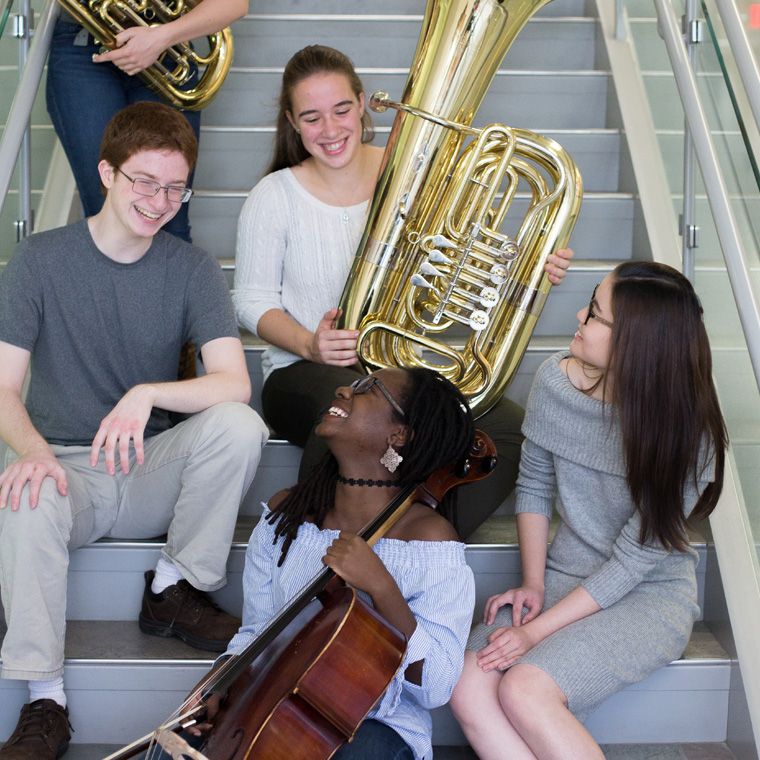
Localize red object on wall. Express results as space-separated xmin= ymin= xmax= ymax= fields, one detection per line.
xmin=750 ymin=3 xmax=760 ymax=29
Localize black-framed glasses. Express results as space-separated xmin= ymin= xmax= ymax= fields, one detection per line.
xmin=350 ymin=376 xmax=406 ymax=419
xmin=117 ymin=168 xmax=193 ymax=204
xmin=583 ymin=284 xmax=613 ymax=328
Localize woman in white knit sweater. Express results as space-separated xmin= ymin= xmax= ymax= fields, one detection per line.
xmin=233 ymin=44 xmax=572 ymax=538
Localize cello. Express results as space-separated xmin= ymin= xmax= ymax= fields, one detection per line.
xmin=106 ymin=430 xmax=496 ymax=760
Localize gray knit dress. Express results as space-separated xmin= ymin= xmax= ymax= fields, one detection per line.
xmin=467 ymin=352 xmax=715 ymax=717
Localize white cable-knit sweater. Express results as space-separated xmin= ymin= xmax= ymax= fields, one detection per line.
xmin=232 ymin=168 xmax=369 ymax=380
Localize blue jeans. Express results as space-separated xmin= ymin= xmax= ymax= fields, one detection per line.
xmin=45 ymin=19 xmax=201 ymax=242
xmin=333 ymin=720 xmax=414 ymax=759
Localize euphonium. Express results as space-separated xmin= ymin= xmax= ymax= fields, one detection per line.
xmin=336 ymin=0 xmax=583 ymax=418
xmin=55 ymin=0 xmax=233 ymax=110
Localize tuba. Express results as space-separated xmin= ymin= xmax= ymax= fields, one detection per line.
xmin=55 ymin=0 xmax=232 ymax=110
xmin=336 ymin=0 xmax=583 ymax=418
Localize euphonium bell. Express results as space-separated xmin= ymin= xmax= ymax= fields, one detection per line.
xmin=55 ymin=0 xmax=233 ymax=110
xmin=336 ymin=0 xmax=583 ymax=418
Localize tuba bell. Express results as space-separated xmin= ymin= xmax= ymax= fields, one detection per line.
xmin=55 ymin=0 xmax=233 ymax=110
xmin=336 ymin=0 xmax=583 ymax=418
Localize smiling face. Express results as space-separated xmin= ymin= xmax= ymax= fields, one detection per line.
xmin=316 ymin=369 xmax=410 ymax=462
xmin=569 ymin=273 xmax=615 ymax=371
xmin=98 ymin=149 xmax=190 ymax=241
xmin=286 ymin=71 xmax=365 ymax=171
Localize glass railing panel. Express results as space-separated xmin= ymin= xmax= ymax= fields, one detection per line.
xmin=695 ymin=260 xmax=760 ymax=546
xmin=0 ymin=0 xmax=55 ymax=262
xmin=700 ymin=0 xmax=760 ymax=262
xmin=622 ymin=0 xmax=760 ymax=559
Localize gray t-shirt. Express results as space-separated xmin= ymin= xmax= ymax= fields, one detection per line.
xmin=0 ymin=220 xmax=239 ymax=445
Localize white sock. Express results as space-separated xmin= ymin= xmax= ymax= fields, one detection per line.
xmin=151 ymin=557 xmax=183 ymax=594
xmin=29 ymin=677 xmax=66 ymax=708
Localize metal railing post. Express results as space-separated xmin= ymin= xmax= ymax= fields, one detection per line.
xmin=0 ymin=0 xmax=58 ymax=225
xmin=680 ymin=0 xmax=702 ymax=282
xmin=12 ymin=0 xmax=34 ymax=240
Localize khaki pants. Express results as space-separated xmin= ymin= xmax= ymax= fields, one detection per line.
xmin=0 ymin=402 xmax=268 ymax=680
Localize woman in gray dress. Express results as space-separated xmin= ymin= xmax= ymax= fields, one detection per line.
xmin=450 ymin=261 xmax=727 ymax=759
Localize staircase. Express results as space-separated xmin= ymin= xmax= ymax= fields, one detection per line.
xmin=0 ymin=0 xmax=745 ymax=757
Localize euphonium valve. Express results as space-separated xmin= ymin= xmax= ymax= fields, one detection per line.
xmin=336 ymin=0 xmax=583 ymax=418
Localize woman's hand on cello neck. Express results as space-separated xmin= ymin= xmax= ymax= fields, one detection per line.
xmin=322 ymin=531 xmax=392 ymax=598
xmin=323 ymin=531 xmax=418 ymax=639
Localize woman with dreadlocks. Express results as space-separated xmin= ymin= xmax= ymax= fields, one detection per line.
xmin=218 ymin=366 xmax=477 ymax=759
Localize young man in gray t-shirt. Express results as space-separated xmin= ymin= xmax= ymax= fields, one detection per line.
xmin=0 ymin=102 xmax=268 ymax=760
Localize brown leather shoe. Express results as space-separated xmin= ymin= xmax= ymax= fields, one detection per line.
xmin=0 ymin=699 xmax=71 ymax=759
xmin=138 ymin=570 xmax=240 ymax=652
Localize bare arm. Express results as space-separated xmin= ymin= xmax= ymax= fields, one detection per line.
xmin=481 ymin=512 xmax=549 ymax=630
xmin=257 ymin=307 xmax=359 ymax=367
xmin=0 ymin=341 xmax=67 ymax=509
xmin=92 ymin=0 xmax=247 ymax=75
xmin=90 ymin=336 xmax=251 ymax=475
xmin=323 ymin=532 xmax=417 ymax=639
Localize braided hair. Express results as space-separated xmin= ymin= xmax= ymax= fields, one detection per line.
xmin=268 ymin=368 xmax=475 ymax=564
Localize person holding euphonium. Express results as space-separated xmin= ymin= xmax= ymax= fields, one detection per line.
xmin=46 ymin=0 xmax=247 ymax=242
xmin=233 ymin=44 xmax=573 ymax=539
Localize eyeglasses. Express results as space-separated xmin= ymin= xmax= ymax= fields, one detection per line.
xmin=350 ymin=376 xmax=406 ymax=419
xmin=583 ymin=284 xmax=613 ymax=328
xmin=117 ymin=168 xmax=193 ymax=204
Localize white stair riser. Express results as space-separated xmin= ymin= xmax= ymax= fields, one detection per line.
xmin=0 ymin=657 xmax=730 ymax=745
xmin=63 ymin=544 xmax=708 ymax=623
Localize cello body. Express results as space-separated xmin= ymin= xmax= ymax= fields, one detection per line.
xmin=200 ymin=582 xmax=406 ymax=759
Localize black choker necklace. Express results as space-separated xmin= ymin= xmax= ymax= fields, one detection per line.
xmin=337 ymin=474 xmax=398 ymax=488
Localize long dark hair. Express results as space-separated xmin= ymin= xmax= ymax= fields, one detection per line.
xmin=269 ymin=368 xmax=475 ymax=564
xmin=607 ymin=261 xmax=727 ymax=551
xmin=266 ymin=45 xmax=374 ymax=175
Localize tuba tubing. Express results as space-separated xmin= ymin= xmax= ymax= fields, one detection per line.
xmin=55 ymin=0 xmax=233 ymax=110
xmin=336 ymin=0 xmax=583 ymax=418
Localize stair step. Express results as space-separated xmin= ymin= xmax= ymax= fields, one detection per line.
xmin=60 ymin=513 xmax=708 ymax=623
xmin=239 ymin=334 xmax=577 ymax=419
xmin=232 ymin=16 xmax=600 ymax=71
xmin=195 ymin=193 xmax=635 ymax=276
xmin=0 ymin=623 xmax=729 ymax=746
xmin=245 ymin=0 xmax=597 ymax=18
xmin=195 ymin=128 xmax=623 ymax=194
xmin=36 ymin=743 xmax=741 ymax=759
xmin=437 ymin=744 xmax=739 ymax=759
xmin=203 ymin=70 xmax=612 ymax=130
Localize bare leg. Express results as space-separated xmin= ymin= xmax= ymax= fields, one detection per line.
xmin=499 ymin=664 xmax=604 ymax=760
xmin=450 ymin=652 xmax=537 ymax=760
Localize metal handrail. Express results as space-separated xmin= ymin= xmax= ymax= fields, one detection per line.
xmin=0 ymin=0 xmax=59 ymax=211
xmin=654 ymin=0 xmax=760 ymax=388
xmin=713 ymin=0 xmax=760 ymax=132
